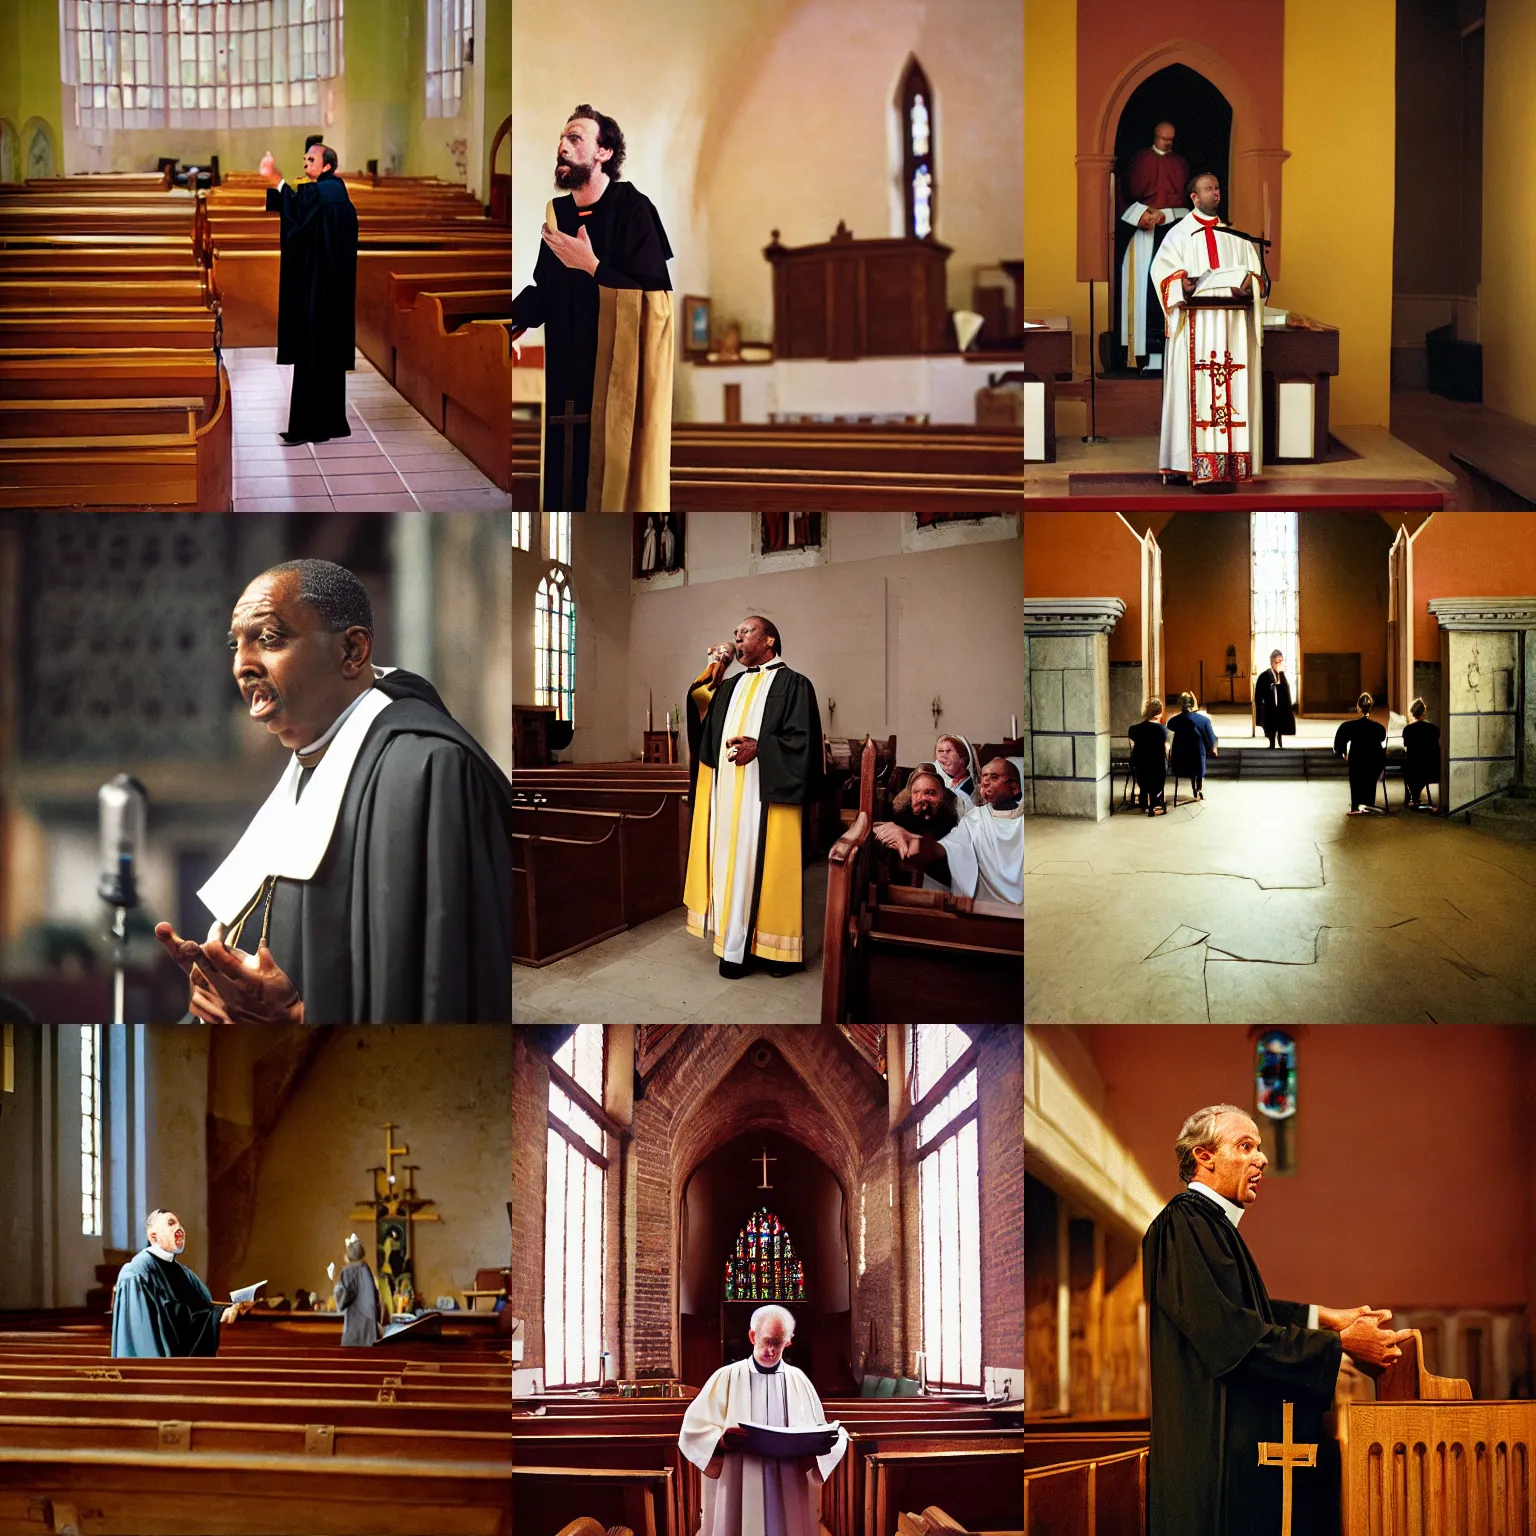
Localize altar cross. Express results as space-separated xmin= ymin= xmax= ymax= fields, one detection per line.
xmin=1256 ymin=1400 xmax=1317 ymax=1536
xmin=753 ymin=1146 xmax=776 ymax=1190
xmin=549 ymin=398 xmax=590 ymax=508
xmin=383 ymin=1122 xmax=408 ymax=1188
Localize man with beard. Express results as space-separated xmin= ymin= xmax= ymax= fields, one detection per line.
xmin=511 ymin=104 xmax=674 ymax=511
xmin=872 ymin=767 xmax=962 ymax=890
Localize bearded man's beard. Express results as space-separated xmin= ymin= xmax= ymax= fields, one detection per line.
xmin=555 ymin=158 xmax=592 ymax=190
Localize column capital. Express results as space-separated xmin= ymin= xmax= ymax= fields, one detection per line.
xmin=1025 ymin=597 xmax=1127 ymax=634
xmin=1428 ymin=597 xmax=1536 ymax=630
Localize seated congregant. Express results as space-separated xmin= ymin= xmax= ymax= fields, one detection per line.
xmin=1401 ymin=697 xmax=1440 ymax=811
xmin=1333 ymin=692 xmax=1388 ymax=815
xmin=1128 ymin=698 xmax=1170 ymax=816
xmin=873 ymin=765 xmax=964 ymax=890
xmin=933 ymin=734 xmax=980 ymax=808
xmin=1166 ymin=691 xmax=1218 ymax=801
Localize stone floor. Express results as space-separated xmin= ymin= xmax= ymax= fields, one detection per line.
xmin=512 ymin=863 xmax=826 ymax=1024
xmin=1025 ymin=781 xmax=1536 ymax=1023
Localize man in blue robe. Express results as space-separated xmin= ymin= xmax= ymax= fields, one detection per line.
xmin=111 ymin=1210 xmax=249 ymax=1358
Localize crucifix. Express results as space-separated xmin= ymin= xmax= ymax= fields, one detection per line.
xmin=753 ymin=1146 xmax=776 ymax=1190
xmin=1256 ymin=1400 xmax=1317 ymax=1536
xmin=548 ymin=397 xmax=589 ymax=508
xmin=383 ymin=1122 xmax=408 ymax=1189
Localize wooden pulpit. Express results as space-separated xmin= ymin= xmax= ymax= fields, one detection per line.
xmin=1022 ymin=322 xmax=1071 ymax=462
xmin=513 ymin=705 xmax=559 ymax=767
xmin=764 ymin=224 xmax=952 ymax=359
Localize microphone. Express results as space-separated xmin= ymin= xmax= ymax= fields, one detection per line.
xmin=97 ymin=774 xmax=149 ymax=910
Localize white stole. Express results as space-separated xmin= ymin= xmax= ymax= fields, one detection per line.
xmin=941 ymin=805 xmax=1024 ymax=906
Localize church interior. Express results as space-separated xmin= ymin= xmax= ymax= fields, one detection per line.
xmin=1024 ymin=1022 xmax=1536 ymax=1534
xmin=0 ymin=0 xmax=512 ymax=511
xmin=511 ymin=510 xmax=1025 ymax=1027
xmin=0 ymin=1021 xmax=514 ymax=1530
xmin=1024 ymin=508 xmax=1536 ymax=1024
xmin=511 ymin=1023 xmax=1024 ymax=1534
xmin=1024 ymin=0 xmax=1536 ymax=516
xmin=510 ymin=0 xmax=1025 ymax=513
xmin=0 ymin=510 xmax=512 ymax=1025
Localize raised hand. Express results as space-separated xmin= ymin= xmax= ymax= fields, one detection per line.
xmin=192 ymin=937 xmax=304 ymax=1025
xmin=541 ymin=220 xmax=599 ymax=274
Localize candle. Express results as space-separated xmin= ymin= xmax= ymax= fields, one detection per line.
xmin=1011 ymin=713 xmax=1018 ymax=738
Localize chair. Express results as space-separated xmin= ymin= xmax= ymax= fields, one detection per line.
xmin=1374 ymin=766 xmax=1393 ymax=814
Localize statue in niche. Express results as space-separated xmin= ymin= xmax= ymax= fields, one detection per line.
xmin=23 ymin=119 xmax=55 ymax=179
xmin=641 ymin=514 xmax=658 ymax=573
xmin=659 ymin=512 xmax=677 ymax=570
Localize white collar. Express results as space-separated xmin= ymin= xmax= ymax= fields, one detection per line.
xmin=1187 ymin=1178 xmax=1246 ymax=1227
xmin=148 ymin=1243 xmax=178 ymax=1262
xmin=297 ymin=677 xmax=387 ymax=760
xmin=197 ymin=685 xmax=397 ymax=924
xmin=1152 ymin=145 xmax=1168 ymax=156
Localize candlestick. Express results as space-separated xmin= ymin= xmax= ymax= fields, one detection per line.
xmin=1011 ymin=713 xmax=1018 ymax=738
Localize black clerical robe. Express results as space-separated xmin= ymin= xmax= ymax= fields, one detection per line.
xmin=111 ymin=1248 xmax=222 ymax=1358
xmin=1402 ymin=718 xmax=1440 ymax=794
xmin=266 ymin=170 xmax=358 ymax=441
xmin=216 ymin=670 xmax=512 ymax=1023
xmin=511 ymin=180 xmax=673 ymax=511
xmin=1144 ymin=1191 xmax=1343 ymax=1536
xmin=1333 ymin=716 xmax=1388 ymax=808
xmin=1254 ymin=669 xmax=1296 ymax=741
xmin=334 ymin=1260 xmax=382 ymax=1347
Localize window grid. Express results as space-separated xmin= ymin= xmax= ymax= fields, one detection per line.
xmin=424 ymin=0 xmax=467 ymax=119
xmin=512 ymin=511 xmax=531 ymax=551
xmin=1251 ymin=511 xmax=1299 ymax=689
xmin=534 ymin=567 xmax=575 ymax=726
xmin=80 ymin=1025 xmax=102 ymax=1237
xmin=62 ymin=0 xmax=345 ymax=133
xmin=918 ymin=1096 xmax=981 ymax=1389
xmin=548 ymin=511 xmax=571 ymax=566
xmin=910 ymin=1023 xmax=970 ymax=1105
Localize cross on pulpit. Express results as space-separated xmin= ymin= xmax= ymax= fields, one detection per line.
xmin=1256 ymin=1400 xmax=1317 ymax=1536
xmin=753 ymin=1146 xmax=776 ymax=1190
xmin=549 ymin=397 xmax=590 ymax=508
xmin=383 ymin=1122 xmax=408 ymax=1189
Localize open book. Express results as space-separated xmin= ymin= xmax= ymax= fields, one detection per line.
xmin=229 ymin=1280 xmax=266 ymax=1306
xmin=1192 ymin=266 xmax=1255 ymax=297
xmin=736 ymin=1419 xmax=842 ymax=1458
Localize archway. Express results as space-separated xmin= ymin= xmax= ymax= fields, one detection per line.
xmin=488 ymin=114 xmax=510 ymax=226
xmin=677 ymin=1128 xmax=854 ymax=1393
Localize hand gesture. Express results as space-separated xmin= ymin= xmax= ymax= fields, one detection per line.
xmin=167 ymin=932 xmax=303 ymax=1024
xmin=726 ymin=736 xmax=758 ymax=766
xmin=259 ymin=151 xmax=280 ymax=187
xmin=708 ymin=643 xmax=735 ymax=667
xmin=1139 ymin=209 xmax=1159 ymax=231
xmin=221 ymin=1304 xmax=242 ymax=1326
xmin=1318 ymin=1304 xmax=1384 ymax=1333
xmin=1340 ymin=1313 xmax=1413 ymax=1369
xmin=327 ymin=1262 xmax=336 ymax=1282
xmin=541 ymin=220 xmax=599 ymax=274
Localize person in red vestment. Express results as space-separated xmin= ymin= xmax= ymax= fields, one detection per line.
xmin=1118 ymin=122 xmax=1192 ymax=370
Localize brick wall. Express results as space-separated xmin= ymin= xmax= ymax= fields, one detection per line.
xmin=510 ymin=1031 xmax=548 ymax=1370
xmin=978 ymin=1026 xmax=1024 ymax=1372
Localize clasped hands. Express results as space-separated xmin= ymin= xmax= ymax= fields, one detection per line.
xmin=726 ymin=736 xmax=757 ymax=766
xmin=1318 ymin=1304 xmax=1413 ymax=1368
xmin=541 ymin=219 xmax=599 ymax=274
xmin=154 ymin=922 xmax=304 ymax=1025
xmin=872 ymin=820 xmax=919 ymax=859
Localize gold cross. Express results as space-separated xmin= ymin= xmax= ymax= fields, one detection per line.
xmin=754 ymin=1147 xmax=776 ymax=1190
xmin=1257 ymin=1400 xmax=1317 ymax=1536
xmin=383 ymin=1123 xmax=408 ymax=1189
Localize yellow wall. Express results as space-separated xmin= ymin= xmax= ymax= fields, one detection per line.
xmin=1276 ymin=0 xmax=1396 ymax=427
xmin=0 ymin=0 xmax=65 ymax=175
xmin=1481 ymin=0 xmax=1536 ymax=424
xmin=1023 ymin=0 xmax=1089 ymax=369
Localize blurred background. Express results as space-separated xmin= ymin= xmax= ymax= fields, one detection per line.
xmin=0 ymin=511 xmax=511 ymax=1024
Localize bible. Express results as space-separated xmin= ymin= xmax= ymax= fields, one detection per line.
xmin=736 ymin=1419 xmax=841 ymax=1458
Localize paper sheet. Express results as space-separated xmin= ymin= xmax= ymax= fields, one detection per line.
xmin=230 ymin=1280 xmax=266 ymax=1305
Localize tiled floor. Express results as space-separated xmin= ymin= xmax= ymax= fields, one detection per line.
xmin=226 ymin=348 xmax=511 ymax=512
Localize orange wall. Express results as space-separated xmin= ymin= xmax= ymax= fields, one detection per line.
xmin=1160 ymin=513 xmax=1251 ymax=701
xmin=1298 ymin=512 xmax=1392 ymax=701
xmin=1085 ymin=1025 xmax=1532 ymax=1308
xmin=1024 ymin=512 xmax=1142 ymax=663
xmin=1412 ymin=511 xmax=1536 ymax=660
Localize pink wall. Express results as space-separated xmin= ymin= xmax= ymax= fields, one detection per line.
xmin=1084 ymin=1025 xmax=1532 ymax=1310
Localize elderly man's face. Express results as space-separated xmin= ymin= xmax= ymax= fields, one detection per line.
xmin=733 ymin=617 xmax=774 ymax=667
xmin=1196 ymin=1113 xmax=1267 ymax=1205
xmin=149 ymin=1212 xmax=186 ymax=1253
xmin=749 ymin=1319 xmax=791 ymax=1366
xmin=228 ymin=569 xmax=372 ymax=751
xmin=1154 ymin=122 xmax=1175 ymax=152
xmin=303 ymin=146 xmax=326 ymax=178
xmin=978 ymin=759 xmax=1020 ymax=805
xmin=909 ymin=776 xmax=944 ymax=817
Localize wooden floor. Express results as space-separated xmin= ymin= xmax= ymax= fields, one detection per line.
xmin=227 ymin=348 xmax=510 ymax=512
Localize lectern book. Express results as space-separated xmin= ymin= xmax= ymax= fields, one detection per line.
xmin=737 ymin=1420 xmax=841 ymax=1457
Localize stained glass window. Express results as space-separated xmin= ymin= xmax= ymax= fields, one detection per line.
xmin=723 ymin=1207 xmax=805 ymax=1302
xmin=898 ymin=58 xmax=936 ymax=240
xmin=535 ymin=567 xmax=575 ymax=725
xmin=1254 ymin=1030 xmax=1298 ymax=1175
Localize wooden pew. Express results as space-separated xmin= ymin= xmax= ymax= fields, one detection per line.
xmin=1022 ymin=1447 xmax=1147 ymax=1536
xmin=511 ymin=803 xmax=682 ymax=929
xmin=830 ymin=1430 xmax=1024 ymax=1536
xmin=865 ymin=1447 xmax=1024 ymax=1536
xmin=513 ymin=1432 xmax=695 ymax=1536
xmin=514 ymin=820 xmax=626 ymax=966
xmin=514 ymin=1466 xmax=673 ymax=1536
xmin=355 ymin=254 xmax=514 ymax=380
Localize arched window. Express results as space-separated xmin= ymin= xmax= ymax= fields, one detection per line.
xmin=535 ymin=567 xmax=575 ymax=725
xmin=898 ymin=57 xmax=936 ymax=240
xmin=723 ymin=1207 xmax=805 ymax=1302
xmin=1254 ymin=1029 xmax=1298 ymax=1174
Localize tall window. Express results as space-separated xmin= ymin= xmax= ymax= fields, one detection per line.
xmin=424 ymin=0 xmax=468 ymax=118
xmin=80 ymin=1025 xmax=101 ymax=1237
xmin=912 ymin=1025 xmax=981 ymax=1388
xmin=547 ymin=511 xmax=571 ymax=566
xmin=1254 ymin=1030 xmax=1298 ymax=1175
xmin=723 ymin=1207 xmax=806 ymax=1302
xmin=535 ymin=568 xmax=575 ymax=725
xmin=898 ymin=57 xmax=936 ymax=240
xmin=512 ymin=511 xmax=531 ymax=551
xmin=545 ymin=1026 xmax=606 ymax=1387
xmin=1251 ymin=512 xmax=1299 ymax=699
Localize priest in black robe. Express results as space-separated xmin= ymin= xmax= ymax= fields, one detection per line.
xmin=153 ymin=558 xmax=511 ymax=1023
xmin=1333 ymin=693 xmax=1389 ymax=814
xmin=1144 ymin=1104 xmax=1411 ymax=1536
xmin=684 ymin=616 xmax=822 ymax=979
xmin=511 ymin=104 xmax=674 ymax=511
xmin=261 ymin=142 xmax=358 ymax=444
xmin=1255 ymin=649 xmax=1297 ymax=748
xmin=112 ymin=1210 xmax=249 ymax=1358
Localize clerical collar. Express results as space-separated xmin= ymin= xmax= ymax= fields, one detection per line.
xmin=745 ymin=660 xmax=785 ymax=674
xmin=148 ymin=1243 xmax=179 ymax=1262
xmin=297 ymin=676 xmax=385 ymax=761
xmin=1193 ymin=211 xmax=1220 ymax=225
xmin=1153 ymin=145 xmax=1168 ymax=155
xmin=751 ymin=1356 xmax=782 ymax=1374
xmin=1187 ymin=1178 xmax=1245 ymax=1227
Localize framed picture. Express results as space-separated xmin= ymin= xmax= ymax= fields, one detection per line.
xmin=682 ymin=295 xmax=712 ymax=359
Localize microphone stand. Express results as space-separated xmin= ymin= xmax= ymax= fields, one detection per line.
xmin=1216 ymin=226 xmax=1274 ymax=300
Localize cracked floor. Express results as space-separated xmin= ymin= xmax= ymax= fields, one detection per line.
xmin=1025 ymin=781 xmax=1536 ymax=1023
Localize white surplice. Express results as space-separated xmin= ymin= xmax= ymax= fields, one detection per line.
xmin=1150 ymin=211 xmax=1265 ymax=483
xmin=679 ymin=1357 xmax=849 ymax=1536
xmin=940 ymin=803 xmax=1023 ymax=906
xmin=1120 ymin=201 xmax=1188 ymax=364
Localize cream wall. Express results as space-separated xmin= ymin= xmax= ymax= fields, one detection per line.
xmin=1481 ymin=0 xmax=1536 ymax=425
xmin=239 ymin=1027 xmax=511 ymax=1309
xmin=1275 ymin=0 xmax=1396 ymax=427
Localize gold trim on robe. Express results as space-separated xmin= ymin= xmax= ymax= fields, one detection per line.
xmin=588 ymin=285 xmax=674 ymax=512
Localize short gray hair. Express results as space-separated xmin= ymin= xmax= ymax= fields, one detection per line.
xmin=345 ymin=1236 xmax=365 ymax=1263
xmin=749 ymin=1304 xmax=796 ymax=1339
xmin=1175 ymin=1104 xmax=1250 ymax=1183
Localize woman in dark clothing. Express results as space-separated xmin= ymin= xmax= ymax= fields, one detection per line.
xmin=1127 ymin=698 xmax=1170 ymax=815
xmin=1401 ymin=696 xmax=1440 ymax=811
xmin=1254 ymin=648 xmax=1297 ymax=748
xmin=1166 ymin=691 xmax=1219 ymax=800
xmin=1333 ymin=692 xmax=1388 ymax=814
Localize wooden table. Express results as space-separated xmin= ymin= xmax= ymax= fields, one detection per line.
xmin=1022 ymin=323 xmax=1072 ymax=461
xmin=1262 ymin=321 xmax=1340 ymax=463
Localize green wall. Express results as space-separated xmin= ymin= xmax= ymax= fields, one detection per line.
xmin=0 ymin=0 xmax=66 ymax=176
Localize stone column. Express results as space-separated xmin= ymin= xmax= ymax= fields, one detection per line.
xmin=1024 ymin=598 xmax=1126 ymax=820
xmin=1428 ymin=598 xmax=1536 ymax=813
